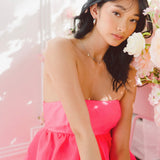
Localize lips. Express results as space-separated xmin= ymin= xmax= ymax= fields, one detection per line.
xmin=112 ymin=34 xmax=124 ymax=40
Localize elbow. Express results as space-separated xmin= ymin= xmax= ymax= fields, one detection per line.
xmin=71 ymin=125 xmax=94 ymax=140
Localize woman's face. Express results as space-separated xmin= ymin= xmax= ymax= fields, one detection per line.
xmin=94 ymin=0 xmax=140 ymax=46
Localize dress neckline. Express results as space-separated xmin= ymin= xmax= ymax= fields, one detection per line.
xmin=43 ymin=99 xmax=120 ymax=104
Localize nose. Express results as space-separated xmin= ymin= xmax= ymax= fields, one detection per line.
xmin=117 ymin=22 xmax=128 ymax=33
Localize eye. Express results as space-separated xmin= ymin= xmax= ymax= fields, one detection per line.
xmin=113 ymin=11 xmax=120 ymax=17
xmin=130 ymin=19 xmax=138 ymax=23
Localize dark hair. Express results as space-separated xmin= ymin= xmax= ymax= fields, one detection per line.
xmin=72 ymin=0 xmax=153 ymax=92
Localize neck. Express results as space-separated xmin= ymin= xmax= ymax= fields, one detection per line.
xmin=78 ymin=28 xmax=110 ymax=62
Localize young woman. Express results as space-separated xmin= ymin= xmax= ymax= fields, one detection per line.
xmin=25 ymin=0 xmax=152 ymax=159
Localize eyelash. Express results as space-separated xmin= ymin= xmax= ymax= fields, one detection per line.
xmin=113 ymin=11 xmax=120 ymax=17
xmin=113 ymin=11 xmax=138 ymax=23
xmin=130 ymin=19 xmax=138 ymax=23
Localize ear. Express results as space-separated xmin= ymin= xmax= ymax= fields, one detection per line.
xmin=90 ymin=3 xmax=99 ymax=19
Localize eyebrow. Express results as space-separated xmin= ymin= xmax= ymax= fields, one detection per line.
xmin=114 ymin=4 xmax=140 ymax=17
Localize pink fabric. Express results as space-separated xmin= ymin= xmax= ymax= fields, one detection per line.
xmin=25 ymin=100 xmax=136 ymax=160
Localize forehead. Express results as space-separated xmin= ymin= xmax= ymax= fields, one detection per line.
xmin=103 ymin=0 xmax=140 ymax=13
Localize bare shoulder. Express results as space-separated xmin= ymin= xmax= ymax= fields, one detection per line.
xmin=129 ymin=65 xmax=137 ymax=78
xmin=124 ymin=65 xmax=137 ymax=101
xmin=126 ymin=65 xmax=137 ymax=88
xmin=42 ymin=37 xmax=78 ymax=78
xmin=43 ymin=37 xmax=77 ymax=72
xmin=46 ymin=37 xmax=72 ymax=48
xmin=44 ymin=37 xmax=75 ymax=59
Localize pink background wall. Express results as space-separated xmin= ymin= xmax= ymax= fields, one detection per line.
xmin=0 ymin=0 xmax=43 ymax=159
xmin=0 ymin=0 xmax=84 ymax=159
xmin=1 ymin=0 xmax=158 ymax=160
xmin=131 ymin=85 xmax=160 ymax=159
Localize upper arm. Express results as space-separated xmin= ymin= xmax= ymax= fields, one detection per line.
xmin=111 ymin=66 xmax=137 ymax=153
xmin=43 ymin=38 xmax=93 ymax=135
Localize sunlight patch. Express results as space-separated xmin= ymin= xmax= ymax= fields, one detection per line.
xmin=0 ymin=40 xmax=24 ymax=75
xmin=27 ymin=101 xmax=33 ymax=105
xmin=10 ymin=138 xmax=17 ymax=145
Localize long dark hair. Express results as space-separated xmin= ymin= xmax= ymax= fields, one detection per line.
xmin=72 ymin=0 xmax=153 ymax=92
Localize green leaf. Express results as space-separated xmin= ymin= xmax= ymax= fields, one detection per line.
xmin=143 ymin=32 xmax=151 ymax=36
xmin=155 ymin=24 xmax=160 ymax=29
xmin=152 ymin=79 xmax=159 ymax=84
xmin=145 ymin=43 xmax=151 ymax=46
xmin=145 ymin=43 xmax=151 ymax=49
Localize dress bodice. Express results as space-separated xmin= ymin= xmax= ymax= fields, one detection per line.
xmin=43 ymin=100 xmax=121 ymax=135
xmin=26 ymin=100 xmax=137 ymax=160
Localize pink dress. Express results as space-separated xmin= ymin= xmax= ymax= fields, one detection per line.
xmin=25 ymin=100 xmax=136 ymax=160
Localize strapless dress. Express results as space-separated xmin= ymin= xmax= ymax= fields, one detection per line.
xmin=25 ymin=100 xmax=136 ymax=160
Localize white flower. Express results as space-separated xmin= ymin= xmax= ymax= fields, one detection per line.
xmin=150 ymin=29 xmax=160 ymax=68
xmin=148 ymin=85 xmax=160 ymax=106
xmin=131 ymin=48 xmax=154 ymax=78
xmin=135 ymin=76 xmax=143 ymax=86
xmin=123 ymin=32 xmax=145 ymax=57
xmin=143 ymin=7 xmax=154 ymax=15
xmin=154 ymin=103 xmax=160 ymax=127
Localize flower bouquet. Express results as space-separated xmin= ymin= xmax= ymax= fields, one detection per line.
xmin=124 ymin=0 xmax=160 ymax=126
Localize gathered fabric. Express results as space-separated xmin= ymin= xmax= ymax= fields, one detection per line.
xmin=25 ymin=100 xmax=135 ymax=160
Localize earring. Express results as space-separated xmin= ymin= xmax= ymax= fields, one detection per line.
xmin=85 ymin=9 xmax=88 ymax=13
xmin=93 ymin=19 xmax=96 ymax=25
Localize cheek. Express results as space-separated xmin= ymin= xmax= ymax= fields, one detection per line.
xmin=128 ymin=24 xmax=137 ymax=35
xmin=98 ymin=16 xmax=116 ymax=31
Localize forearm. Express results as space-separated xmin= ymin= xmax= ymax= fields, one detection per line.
xmin=116 ymin=150 xmax=130 ymax=160
xmin=74 ymin=132 xmax=102 ymax=160
xmin=110 ymin=148 xmax=130 ymax=160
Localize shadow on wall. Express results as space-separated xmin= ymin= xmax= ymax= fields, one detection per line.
xmin=0 ymin=0 xmax=99 ymax=159
xmin=0 ymin=0 xmax=44 ymax=157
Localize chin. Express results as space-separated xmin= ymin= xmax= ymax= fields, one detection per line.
xmin=108 ymin=38 xmax=126 ymax=47
xmin=109 ymin=42 xmax=122 ymax=47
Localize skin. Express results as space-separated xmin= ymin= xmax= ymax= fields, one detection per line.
xmin=43 ymin=0 xmax=140 ymax=159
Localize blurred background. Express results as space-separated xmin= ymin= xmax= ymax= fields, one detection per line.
xmin=0 ymin=0 xmax=85 ymax=159
xmin=0 ymin=0 xmax=159 ymax=160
